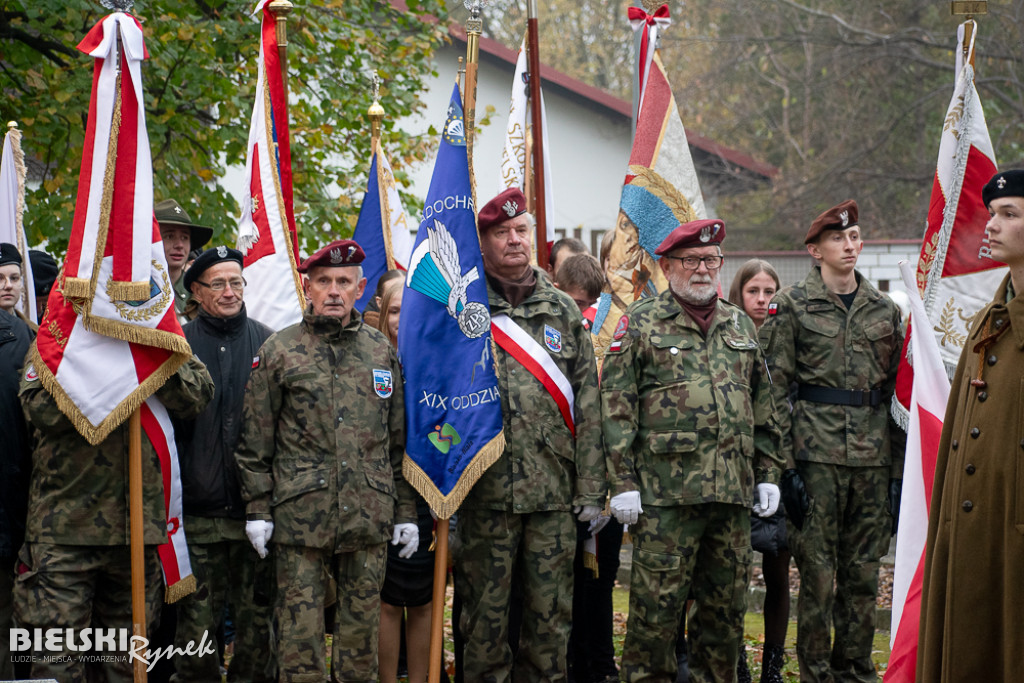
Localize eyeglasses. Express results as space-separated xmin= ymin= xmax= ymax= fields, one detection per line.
xmin=662 ymin=255 xmax=724 ymax=270
xmin=195 ymin=277 xmax=246 ymax=292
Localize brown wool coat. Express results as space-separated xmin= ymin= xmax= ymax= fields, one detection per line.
xmin=918 ymin=274 xmax=1024 ymax=681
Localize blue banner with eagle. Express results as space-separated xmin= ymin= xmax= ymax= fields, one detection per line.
xmin=398 ymin=85 xmax=505 ymax=518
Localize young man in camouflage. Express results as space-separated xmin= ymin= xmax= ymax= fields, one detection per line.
xmin=172 ymin=246 xmax=275 ymax=682
xmin=234 ymin=239 xmax=419 ymax=683
xmin=601 ymin=219 xmax=783 ymax=683
xmin=14 ymin=352 xmax=213 ymax=682
xmin=759 ymin=200 xmax=904 ymax=683
xmin=454 ymin=188 xmax=606 ymax=682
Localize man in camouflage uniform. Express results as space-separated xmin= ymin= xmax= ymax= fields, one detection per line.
xmin=172 ymin=246 xmax=275 ymax=682
xmin=601 ymin=219 xmax=783 ymax=683
xmin=759 ymin=200 xmax=904 ymax=683
xmin=234 ymin=239 xmax=419 ymax=683
xmin=455 ymin=188 xmax=606 ymax=682
xmin=13 ymin=352 xmax=213 ymax=682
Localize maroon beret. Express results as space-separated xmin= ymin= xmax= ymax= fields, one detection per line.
xmin=297 ymin=239 xmax=365 ymax=273
xmin=478 ymin=187 xmax=528 ymax=232
xmin=805 ymin=200 xmax=858 ymax=244
xmin=654 ymin=219 xmax=726 ymax=256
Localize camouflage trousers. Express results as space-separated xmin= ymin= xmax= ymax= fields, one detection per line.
xmin=12 ymin=542 xmax=162 ymax=683
xmin=788 ymin=462 xmax=890 ymax=683
xmin=621 ymin=503 xmax=751 ymax=683
xmin=171 ymin=517 xmax=276 ymax=682
xmin=455 ymin=509 xmax=575 ymax=683
xmin=274 ymin=543 xmax=386 ymax=683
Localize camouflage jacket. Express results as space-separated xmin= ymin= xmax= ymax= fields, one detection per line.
xmin=601 ymin=290 xmax=782 ymax=507
xmin=759 ymin=266 xmax=904 ymax=475
xmin=461 ymin=271 xmax=606 ymax=512
xmin=19 ymin=355 xmax=213 ymax=545
xmin=234 ymin=307 xmax=415 ymax=552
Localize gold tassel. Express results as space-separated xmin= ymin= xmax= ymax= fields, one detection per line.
xmin=583 ymin=550 xmax=599 ymax=579
xmin=164 ymin=574 xmax=197 ymax=604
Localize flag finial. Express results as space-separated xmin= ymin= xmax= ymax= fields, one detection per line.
xmin=368 ymin=71 xmax=384 ymax=118
xmin=100 ymin=0 xmax=135 ymax=11
xmin=641 ymin=0 xmax=664 ymax=14
xmin=463 ymin=0 xmax=488 ymax=32
xmin=6 ymin=121 xmax=17 ymax=131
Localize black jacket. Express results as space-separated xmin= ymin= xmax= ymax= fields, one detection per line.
xmin=0 ymin=309 xmax=34 ymax=556
xmin=177 ymin=305 xmax=273 ymax=518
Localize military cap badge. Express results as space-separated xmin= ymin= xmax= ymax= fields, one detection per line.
xmin=217 ymin=245 xmax=228 ymax=258
xmin=502 ymin=199 xmax=519 ymax=217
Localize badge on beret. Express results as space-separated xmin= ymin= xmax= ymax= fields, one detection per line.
xmin=217 ymin=245 xmax=228 ymax=258
xmin=502 ymin=199 xmax=519 ymax=217
xmin=613 ymin=315 xmax=629 ymax=340
xmin=329 ymin=247 xmax=345 ymax=264
xmin=998 ymin=176 xmax=1007 ymax=189
xmin=767 ymin=303 xmax=779 ymax=316
xmin=25 ymin=364 xmax=38 ymax=382
xmin=544 ymin=325 xmax=562 ymax=353
xmin=840 ymin=210 xmax=849 ymax=227
xmin=373 ymin=369 xmax=393 ymax=398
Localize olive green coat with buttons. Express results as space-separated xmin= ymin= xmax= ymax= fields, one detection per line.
xmin=919 ymin=274 xmax=1024 ymax=682
xmin=460 ymin=272 xmax=607 ymax=512
xmin=234 ymin=308 xmax=416 ymax=553
xmin=759 ymin=266 xmax=904 ymax=475
xmin=601 ymin=290 xmax=782 ymax=507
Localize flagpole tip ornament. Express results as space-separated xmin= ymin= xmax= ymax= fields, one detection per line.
xmin=268 ymin=0 xmax=293 ymax=17
xmin=641 ymin=0 xmax=667 ymax=14
xmin=983 ymin=170 xmax=1024 ymax=207
xmin=464 ymin=0 xmax=487 ymax=31
xmin=6 ymin=121 xmax=17 ymax=131
xmin=100 ymin=0 xmax=134 ymax=10
xmin=368 ymin=71 xmax=385 ymax=119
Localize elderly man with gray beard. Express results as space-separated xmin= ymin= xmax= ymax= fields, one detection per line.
xmin=601 ymin=219 xmax=784 ymax=683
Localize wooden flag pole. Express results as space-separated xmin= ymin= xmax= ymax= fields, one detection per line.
xmin=427 ymin=518 xmax=450 ymax=683
xmin=526 ymin=0 xmax=549 ymax=270
xmin=463 ymin=1 xmax=483 ymax=211
xmin=269 ymin=0 xmax=293 ymax=103
xmin=129 ymin=409 xmax=148 ymax=682
xmin=368 ymin=72 xmax=397 ymax=271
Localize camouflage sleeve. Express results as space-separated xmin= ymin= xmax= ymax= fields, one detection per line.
xmin=234 ymin=344 xmax=282 ymax=521
xmin=759 ymin=294 xmax=798 ymax=469
xmin=155 ymin=355 xmax=214 ymax=419
xmin=570 ymin=315 xmax=607 ymax=507
xmin=751 ymin=347 xmax=784 ymax=485
xmin=388 ymin=347 xmax=416 ymax=525
xmin=599 ymin=318 xmax=640 ymax=496
xmin=887 ymin=306 xmax=907 ymax=478
xmin=20 ymin=346 xmax=64 ymax=429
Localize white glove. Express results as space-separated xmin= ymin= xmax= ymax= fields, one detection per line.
xmin=392 ymin=523 xmax=420 ymax=559
xmin=610 ymin=490 xmax=643 ymax=525
xmin=753 ymin=483 xmax=781 ymax=518
xmin=245 ymin=520 xmax=274 ymax=559
xmin=574 ymin=505 xmax=602 ymax=522
xmin=588 ymin=515 xmax=612 ymax=536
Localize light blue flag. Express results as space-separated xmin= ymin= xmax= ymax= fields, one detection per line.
xmin=398 ymin=85 xmax=505 ymax=518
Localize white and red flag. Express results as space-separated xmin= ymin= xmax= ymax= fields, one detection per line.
xmin=892 ymin=22 xmax=1003 ymax=428
xmin=498 ymin=36 xmax=555 ymax=253
xmin=29 ymin=11 xmax=195 ymax=599
xmin=884 ymin=262 xmax=951 ymax=683
xmin=591 ymin=4 xmax=705 ymax=357
xmin=0 ymin=125 xmax=37 ymax=322
xmin=236 ymin=0 xmax=304 ymax=331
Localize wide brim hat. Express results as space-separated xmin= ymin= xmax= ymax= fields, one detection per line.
xmin=155 ymin=199 xmax=214 ymax=250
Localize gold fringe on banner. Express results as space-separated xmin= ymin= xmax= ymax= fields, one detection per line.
xmin=164 ymin=573 xmax=196 ymax=604
xmin=402 ymin=430 xmax=506 ymax=520
xmin=108 ymin=281 xmax=155 ymax=302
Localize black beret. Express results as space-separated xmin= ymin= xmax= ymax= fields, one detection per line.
xmin=982 ymin=170 xmax=1024 ymax=207
xmin=184 ymin=245 xmax=244 ymax=292
xmin=29 ymin=250 xmax=58 ymax=297
xmin=0 ymin=243 xmax=23 ymax=267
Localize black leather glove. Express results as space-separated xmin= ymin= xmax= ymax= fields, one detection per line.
xmin=780 ymin=468 xmax=810 ymax=530
xmin=888 ymin=478 xmax=903 ymax=536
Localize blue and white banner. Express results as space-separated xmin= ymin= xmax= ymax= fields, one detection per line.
xmin=399 ymin=85 xmax=505 ymax=518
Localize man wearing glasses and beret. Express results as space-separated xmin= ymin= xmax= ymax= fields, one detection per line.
xmin=172 ymin=246 xmax=275 ymax=682
xmin=601 ymin=219 xmax=783 ymax=682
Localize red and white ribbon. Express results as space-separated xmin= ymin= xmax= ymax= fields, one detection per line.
xmin=628 ymin=4 xmax=671 ymax=118
xmin=491 ymin=313 xmax=575 ymax=437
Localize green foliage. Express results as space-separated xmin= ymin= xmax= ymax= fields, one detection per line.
xmin=0 ymin=0 xmax=450 ymax=255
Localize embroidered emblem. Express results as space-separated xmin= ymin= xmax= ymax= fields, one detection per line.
xmin=251 ymin=195 xmax=260 ymax=214
xmin=173 ymin=205 xmax=182 ymax=214
xmin=373 ymin=368 xmax=394 ymax=398
xmin=613 ymin=315 xmax=629 ymax=340
xmin=329 ymin=247 xmax=344 ymax=264
xmin=216 ymin=245 xmax=228 ymax=258
xmin=544 ymin=325 xmax=562 ymax=353
xmin=252 ymin=355 xmax=260 ymax=369
xmin=998 ymin=176 xmax=1007 ymax=189
xmin=609 ymin=340 xmax=623 ymax=352
xmin=25 ymin=364 xmax=38 ymax=381
xmin=428 ymin=423 xmax=462 ymax=454
xmin=502 ymin=199 xmax=519 ymax=217
xmin=767 ymin=302 xmax=779 ymax=316
xmin=840 ymin=210 xmax=849 ymax=227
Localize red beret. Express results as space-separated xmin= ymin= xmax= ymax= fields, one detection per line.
xmin=297 ymin=239 xmax=365 ymax=273
xmin=805 ymin=200 xmax=858 ymax=244
xmin=478 ymin=188 xmax=528 ymax=232
xmin=654 ymin=219 xmax=726 ymax=255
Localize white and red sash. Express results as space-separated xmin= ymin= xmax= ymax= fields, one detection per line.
xmin=491 ymin=313 xmax=575 ymax=437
